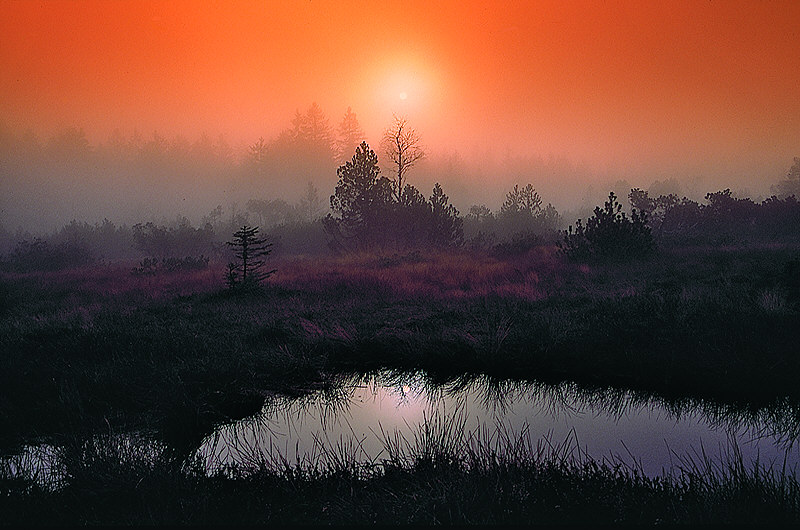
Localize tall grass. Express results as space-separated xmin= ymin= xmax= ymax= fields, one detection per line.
xmin=2 ymin=244 xmax=800 ymax=524
xmin=2 ymin=408 xmax=798 ymax=525
xmin=2 ymin=245 xmax=800 ymax=450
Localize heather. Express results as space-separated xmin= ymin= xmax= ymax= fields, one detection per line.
xmin=2 ymin=244 xmax=799 ymax=451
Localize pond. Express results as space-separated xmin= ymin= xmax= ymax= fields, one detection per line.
xmin=198 ymin=371 xmax=800 ymax=478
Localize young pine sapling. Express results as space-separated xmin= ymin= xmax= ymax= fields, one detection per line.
xmin=226 ymin=225 xmax=276 ymax=289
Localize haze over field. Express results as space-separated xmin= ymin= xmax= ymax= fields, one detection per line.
xmin=1 ymin=0 xmax=799 ymax=233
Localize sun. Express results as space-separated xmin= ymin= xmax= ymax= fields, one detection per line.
xmin=368 ymin=58 xmax=443 ymax=122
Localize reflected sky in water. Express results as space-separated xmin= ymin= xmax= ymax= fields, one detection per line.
xmin=199 ymin=371 xmax=800 ymax=477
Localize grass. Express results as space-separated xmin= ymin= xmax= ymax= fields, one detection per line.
xmin=2 ymin=246 xmax=799 ymax=442
xmin=1 ymin=244 xmax=799 ymax=523
xmin=2 ymin=407 xmax=798 ymax=525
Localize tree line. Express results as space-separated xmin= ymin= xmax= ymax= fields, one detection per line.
xmin=3 ymin=111 xmax=800 ymax=271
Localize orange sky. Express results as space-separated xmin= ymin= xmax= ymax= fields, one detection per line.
xmin=2 ymin=0 xmax=799 ymax=186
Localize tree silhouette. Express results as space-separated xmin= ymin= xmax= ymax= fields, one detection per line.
xmin=325 ymin=140 xmax=463 ymax=251
xmin=428 ymin=183 xmax=463 ymax=247
xmin=248 ymin=136 xmax=269 ymax=176
xmin=395 ymin=183 xmax=431 ymax=247
xmin=246 ymin=198 xmax=293 ymax=228
xmin=496 ymin=183 xmax=560 ymax=238
xmin=262 ymin=102 xmax=336 ymax=193
xmin=629 ymin=187 xmax=682 ymax=239
xmin=772 ymin=157 xmax=800 ymax=199
xmin=381 ymin=115 xmax=425 ymax=200
xmin=500 ymin=183 xmax=541 ymax=217
xmin=324 ymin=141 xmax=393 ymax=249
xmin=329 ymin=141 xmax=385 ymax=224
xmin=561 ymin=192 xmax=654 ymax=261
xmin=467 ymin=204 xmax=494 ymax=223
xmin=226 ymin=225 xmax=275 ymax=289
xmin=298 ymin=102 xmax=335 ymax=158
xmin=298 ymin=181 xmax=323 ymax=223
xmin=336 ymin=106 xmax=366 ymax=165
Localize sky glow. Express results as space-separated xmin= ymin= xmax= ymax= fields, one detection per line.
xmin=1 ymin=0 xmax=799 ymax=195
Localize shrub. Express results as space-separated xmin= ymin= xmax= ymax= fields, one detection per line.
xmin=131 ymin=256 xmax=210 ymax=275
xmin=491 ymin=231 xmax=542 ymax=257
xmin=132 ymin=221 xmax=216 ymax=258
xmin=0 ymin=237 xmax=93 ymax=272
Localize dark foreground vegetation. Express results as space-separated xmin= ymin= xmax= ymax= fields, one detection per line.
xmin=3 ymin=418 xmax=798 ymax=526
xmin=2 ymin=241 xmax=800 ymax=524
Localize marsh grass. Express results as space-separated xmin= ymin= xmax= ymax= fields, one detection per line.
xmin=2 ymin=406 xmax=798 ymax=525
xmin=3 ymin=245 xmax=800 ymax=449
xmin=2 ymin=244 xmax=800 ymax=523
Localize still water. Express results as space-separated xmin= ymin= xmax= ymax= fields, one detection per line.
xmin=198 ymin=371 xmax=800 ymax=478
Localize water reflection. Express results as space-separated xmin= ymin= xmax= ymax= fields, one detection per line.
xmin=5 ymin=371 xmax=799 ymax=488
xmin=197 ymin=371 xmax=800 ymax=478
xmin=1 ymin=443 xmax=60 ymax=490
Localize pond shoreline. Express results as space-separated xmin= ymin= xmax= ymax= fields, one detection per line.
xmin=2 ymin=245 xmax=799 ymax=523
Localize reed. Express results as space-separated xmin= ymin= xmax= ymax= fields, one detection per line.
xmin=2 ymin=410 xmax=798 ymax=525
xmin=1 ymin=244 xmax=799 ymax=523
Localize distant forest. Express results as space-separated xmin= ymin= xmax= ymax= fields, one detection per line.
xmin=2 ymin=101 xmax=800 ymax=269
xmin=2 ymin=155 xmax=799 ymax=274
xmin=4 ymin=102 xmax=770 ymax=234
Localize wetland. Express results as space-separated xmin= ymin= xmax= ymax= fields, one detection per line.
xmin=2 ymin=245 xmax=800 ymax=524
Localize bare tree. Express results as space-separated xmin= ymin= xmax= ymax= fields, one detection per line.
xmin=381 ymin=115 xmax=425 ymax=201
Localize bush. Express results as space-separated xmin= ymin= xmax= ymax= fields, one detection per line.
xmin=131 ymin=255 xmax=210 ymax=276
xmin=0 ymin=237 xmax=93 ymax=272
xmin=560 ymin=192 xmax=655 ymax=261
xmin=132 ymin=221 xmax=216 ymax=258
xmin=491 ymin=231 xmax=543 ymax=257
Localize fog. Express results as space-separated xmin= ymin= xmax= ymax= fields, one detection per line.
xmin=1 ymin=116 xmax=794 ymax=237
xmin=2 ymin=1 xmax=799 ymax=237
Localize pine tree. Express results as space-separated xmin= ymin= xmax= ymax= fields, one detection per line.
xmin=429 ymin=183 xmax=463 ymax=247
xmin=324 ymin=141 xmax=393 ymax=249
xmin=560 ymin=192 xmax=654 ymax=261
xmin=226 ymin=225 xmax=276 ymax=288
xmin=336 ymin=106 xmax=366 ymax=164
xmin=298 ymin=181 xmax=322 ymax=223
xmin=299 ymin=102 xmax=335 ymax=163
xmin=500 ymin=184 xmax=541 ymax=217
